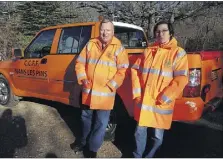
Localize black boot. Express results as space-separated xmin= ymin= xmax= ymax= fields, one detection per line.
xmin=70 ymin=142 xmax=85 ymax=156
xmin=88 ymin=151 xmax=97 ymax=158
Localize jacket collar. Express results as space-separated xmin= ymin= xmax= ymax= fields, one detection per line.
xmin=152 ymin=37 xmax=178 ymax=50
xmin=91 ymin=36 xmax=121 ymax=46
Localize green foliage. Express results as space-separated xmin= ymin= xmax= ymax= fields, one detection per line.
xmin=16 ymin=1 xmax=62 ymax=35
xmin=18 ymin=34 xmax=34 ymax=49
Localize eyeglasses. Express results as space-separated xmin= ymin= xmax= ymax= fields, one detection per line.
xmin=155 ymin=29 xmax=169 ymax=34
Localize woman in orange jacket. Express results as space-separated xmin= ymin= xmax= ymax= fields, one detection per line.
xmin=131 ymin=21 xmax=189 ymax=158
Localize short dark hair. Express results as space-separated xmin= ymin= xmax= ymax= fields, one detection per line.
xmin=99 ymin=19 xmax=114 ymax=30
xmin=153 ymin=21 xmax=174 ymax=39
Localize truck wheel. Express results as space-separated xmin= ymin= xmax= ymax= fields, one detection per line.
xmin=104 ymin=95 xmax=130 ymax=141
xmin=0 ymin=75 xmax=19 ymax=107
xmin=104 ymin=110 xmax=117 ymax=141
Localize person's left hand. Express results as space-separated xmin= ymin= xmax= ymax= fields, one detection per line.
xmin=155 ymin=100 xmax=162 ymax=105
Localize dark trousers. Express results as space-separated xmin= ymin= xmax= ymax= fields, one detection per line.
xmin=80 ymin=108 xmax=111 ymax=152
xmin=133 ymin=125 xmax=164 ymax=158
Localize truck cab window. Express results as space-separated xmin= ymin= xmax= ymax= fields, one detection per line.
xmin=24 ymin=29 xmax=56 ymax=58
xmin=115 ymin=27 xmax=147 ymax=48
xmin=57 ymin=26 xmax=92 ymax=54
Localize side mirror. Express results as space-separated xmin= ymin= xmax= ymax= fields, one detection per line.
xmin=12 ymin=48 xmax=22 ymax=57
xmin=142 ymin=41 xmax=147 ymax=47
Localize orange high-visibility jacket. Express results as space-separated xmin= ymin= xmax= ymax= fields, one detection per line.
xmin=131 ymin=38 xmax=189 ymax=129
xmin=75 ymin=37 xmax=129 ymax=110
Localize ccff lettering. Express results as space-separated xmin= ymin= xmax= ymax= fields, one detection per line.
xmin=24 ymin=60 xmax=39 ymax=66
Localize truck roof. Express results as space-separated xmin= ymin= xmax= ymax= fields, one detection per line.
xmin=41 ymin=21 xmax=144 ymax=32
xmin=112 ymin=21 xmax=144 ymax=31
xmin=41 ymin=22 xmax=97 ymax=31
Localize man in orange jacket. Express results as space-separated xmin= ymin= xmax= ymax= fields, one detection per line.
xmin=74 ymin=19 xmax=129 ymax=157
xmin=131 ymin=21 xmax=188 ymax=158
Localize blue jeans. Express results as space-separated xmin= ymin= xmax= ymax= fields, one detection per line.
xmin=133 ymin=125 xmax=164 ymax=158
xmin=80 ymin=108 xmax=111 ymax=152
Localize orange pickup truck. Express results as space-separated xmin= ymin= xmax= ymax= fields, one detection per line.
xmin=0 ymin=20 xmax=222 ymax=139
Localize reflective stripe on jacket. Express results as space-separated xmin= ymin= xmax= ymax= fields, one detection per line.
xmin=131 ymin=37 xmax=189 ymax=129
xmin=75 ymin=37 xmax=129 ymax=110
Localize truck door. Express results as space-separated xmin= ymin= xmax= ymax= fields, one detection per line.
xmin=11 ymin=29 xmax=56 ymax=95
xmin=46 ymin=25 xmax=92 ymax=107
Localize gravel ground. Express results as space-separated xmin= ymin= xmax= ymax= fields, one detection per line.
xmin=0 ymin=98 xmax=222 ymax=158
xmin=0 ymin=101 xmax=121 ymax=158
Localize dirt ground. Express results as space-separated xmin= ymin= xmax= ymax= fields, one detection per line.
xmin=0 ymin=99 xmax=222 ymax=158
xmin=0 ymin=101 xmax=121 ymax=158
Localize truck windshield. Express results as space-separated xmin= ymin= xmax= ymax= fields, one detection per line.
xmin=114 ymin=26 xmax=147 ymax=48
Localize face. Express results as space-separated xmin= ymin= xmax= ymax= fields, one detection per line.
xmin=99 ymin=22 xmax=114 ymax=44
xmin=155 ymin=24 xmax=171 ymax=44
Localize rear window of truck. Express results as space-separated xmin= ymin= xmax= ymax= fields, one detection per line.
xmin=114 ymin=26 xmax=147 ymax=48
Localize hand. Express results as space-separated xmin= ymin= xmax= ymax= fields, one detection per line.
xmin=134 ymin=97 xmax=141 ymax=104
xmin=81 ymin=79 xmax=90 ymax=87
xmin=155 ymin=100 xmax=162 ymax=105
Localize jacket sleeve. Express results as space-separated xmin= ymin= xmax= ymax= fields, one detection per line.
xmin=131 ymin=53 xmax=143 ymax=99
xmin=75 ymin=42 xmax=90 ymax=85
xmin=106 ymin=46 xmax=129 ymax=91
xmin=157 ymin=48 xmax=189 ymax=104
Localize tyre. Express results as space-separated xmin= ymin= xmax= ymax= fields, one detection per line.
xmin=104 ymin=95 xmax=130 ymax=141
xmin=104 ymin=109 xmax=117 ymax=141
xmin=0 ymin=75 xmax=19 ymax=107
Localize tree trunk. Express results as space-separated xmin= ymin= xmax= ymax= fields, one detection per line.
xmin=147 ymin=14 xmax=155 ymax=40
xmin=3 ymin=39 xmax=8 ymax=59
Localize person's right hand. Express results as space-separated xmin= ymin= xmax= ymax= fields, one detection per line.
xmin=81 ymin=79 xmax=91 ymax=87
xmin=134 ymin=97 xmax=141 ymax=104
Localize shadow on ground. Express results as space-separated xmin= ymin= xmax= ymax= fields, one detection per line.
xmin=112 ymin=118 xmax=136 ymax=158
xmin=21 ymin=97 xmax=223 ymax=158
xmin=157 ymin=105 xmax=223 ymax=158
xmin=45 ymin=153 xmax=58 ymax=158
xmin=113 ymin=106 xmax=223 ymax=158
xmin=0 ymin=109 xmax=28 ymax=157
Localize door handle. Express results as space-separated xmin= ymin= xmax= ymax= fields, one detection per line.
xmin=40 ymin=58 xmax=47 ymax=64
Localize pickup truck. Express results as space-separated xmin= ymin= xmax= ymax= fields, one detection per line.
xmin=0 ymin=19 xmax=222 ymax=140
